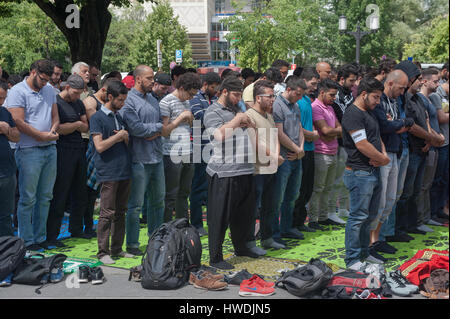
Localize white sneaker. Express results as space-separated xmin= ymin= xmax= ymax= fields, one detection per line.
xmin=338 ymin=209 xmax=350 ymax=218
xmin=417 ymin=224 xmax=434 ymax=233
xmin=348 ymin=261 xmax=366 ymax=271
xmin=427 ymin=219 xmax=443 ymax=226
xmin=328 ymin=212 xmax=346 ymax=225
xmin=363 ymin=263 xmax=385 ymax=280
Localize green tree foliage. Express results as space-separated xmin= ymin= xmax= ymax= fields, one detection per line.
xmin=129 ymin=0 xmax=195 ymax=72
xmin=0 ymin=2 xmax=70 ymax=74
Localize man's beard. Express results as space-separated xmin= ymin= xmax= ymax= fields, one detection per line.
xmin=225 ymin=95 xmax=238 ymax=111
xmin=32 ymin=76 xmax=43 ymax=90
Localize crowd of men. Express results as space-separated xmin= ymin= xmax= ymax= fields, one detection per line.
xmin=0 ymin=57 xmax=448 ymax=270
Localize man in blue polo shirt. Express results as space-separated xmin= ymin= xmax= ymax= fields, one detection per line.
xmin=6 ymin=59 xmax=59 ymax=251
xmin=0 ymin=81 xmax=20 ymax=237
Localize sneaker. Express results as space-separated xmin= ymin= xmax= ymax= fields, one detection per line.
xmin=38 ymin=241 xmax=55 ymax=250
xmin=239 ymin=280 xmax=275 ymax=297
xmin=407 ymin=228 xmax=426 ymax=235
xmin=78 ymin=265 xmax=91 ymax=283
xmin=210 ymin=260 xmax=234 ymax=270
xmin=261 ymin=238 xmax=285 ymax=250
xmin=196 ymin=227 xmax=208 ymax=237
xmin=372 ymin=241 xmax=397 ymax=254
xmin=194 ymin=270 xmax=224 ymax=282
xmin=126 ymin=247 xmax=144 ymax=256
xmin=365 ymin=254 xmax=385 ymax=264
xmin=0 ymin=273 xmax=13 ymax=287
xmin=390 ymin=270 xmax=419 ymax=294
xmin=362 ymin=263 xmax=385 ymax=281
xmin=385 ymin=272 xmax=412 ymax=297
xmin=385 ymin=234 xmax=410 ymax=242
xmin=417 ymin=224 xmax=434 ymax=233
xmin=189 ymin=272 xmax=228 ymax=291
xmin=280 ymin=228 xmax=304 ymax=240
xmin=368 ymin=247 xmax=388 ymax=263
xmin=26 ymin=244 xmax=44 ymax=252
xmin=308 ymin=222 xmax=325 ymax=231
xmin=328 ymin=212 xmax=346 ymax=225
xmin=353 ymin=289 xmax=385 ymax=299
xmin=99 ymin=255 xmax=115 ymax=265
xmin=427 ymin=219 xmax=444 ymax=226
xmin=338 ymin=209 xmax=350 ymax=218
xmin=49 ymin=268 xmax=64 ymax=283
xmin=318 ymin=218 xmax=342 ymax=226
xmin=297 ymin=224 xmax=316 ymax=232
xmin=348 ymin=261 xmax=367 ymax=271
xmin=112 ymin=251 xmax=135 ymax=258
xmin=224 ymin=269 xmax=253 ymax=285
xmin=242 ymin=274 xmax=275 ymax=288
xmin=90 ymin=267 xmax=105 ymax=285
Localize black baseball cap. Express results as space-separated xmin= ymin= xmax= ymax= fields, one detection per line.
xmin=154 ymin=73 xmax=172 ymax=86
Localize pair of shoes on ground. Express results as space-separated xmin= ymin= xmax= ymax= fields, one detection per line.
xmin=78 ymin=265 xmax=105 ymax=285
xmin=41 ymin=268 xmax=65 ymax=283
xmin=224 ymin=269 xmax=266 ymax=286
xmin=99 ymin=251 xmax=136 ymax=265
xmin=189 ymin=269 xmax=227 ymax=291
xmin=239 ymin=274 xmax=275 ymax=297
xmin=385 ymin=270 xmax=419 ymax=297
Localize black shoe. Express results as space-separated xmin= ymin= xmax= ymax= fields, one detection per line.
xmin=280 ymin=229 xmax=304 ymax=240
xmin=372 ymin=241 xmax=397 ymax=254
xmin=297 ymin=224 xmax=316 ymax=232
xmin=26 ymin=244 xmax=44 ymax=252
xmin=386 ymin=234 xmax=410 ymax=242
xmin=84 ymin=230 xmax=97 ymax=239
xmin=318 ymin=218 xmax=341 ymax=226
xmin=224 ymin=269 xmax=253 ymax=285
xmin=47 ymin=240 xmax=66 ymax=248
xmin=369 ymin=247 xmax=388 ymax=263
xmin=126 ymin=247 xmax=144 ymax=256
xmin=71 ymin=232 xmax=91 ymax=239
xmin=78 ymin=265 xmax=91 ymax=283
xmin=407 ymin=228 xmax=426 ymax=235
xmin=210 ymin=260 xmax=234 ymax=270
xmin=273 ymin=237 xmax=287 ymax=245
xmin=38 ymin=241 xmax=54 ymax=250
xmin=235 ymin=249 xmax=259 ymax=258
xmin=90 ymin=267 xmax=105 ymax=285
xmin=308 ymin=222 xmax=325 ymax=231
xmin=139 ymin=217 xmax=147 ymax=224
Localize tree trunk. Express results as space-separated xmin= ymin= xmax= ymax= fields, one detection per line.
xmin=33 ymin=0 xmax=112 ymax=69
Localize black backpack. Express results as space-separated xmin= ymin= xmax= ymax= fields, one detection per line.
xmin=275 ymin=258 xmax=333 ymax=297
xmin=170 ymin=218 xmax=202 ymax=272
xmin=141 ymin=219 xmax=189 ymax=290
xmin=0 ymin=236 xmax=27 ymax=281
xmin=13 ymin=253 xmax=67 ymax=294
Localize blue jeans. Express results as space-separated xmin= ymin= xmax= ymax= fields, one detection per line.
xmin=430 ymin=145 xmax=449 ymax=218
xmin=189 ymin=160 xmax=208 ymax=229
xmin=396 ymin=152 xmax=426 ymax=234
xmin=15 ymin=145 xmax=57 ymax=247
xmin=271 ymin=159 xmax=302 ymax=237
xmin=253 ymin=173 xmax=276 ymax=241
xmin=343 ymin=168 xmax=381 ymax=267
xmin=126 ymin=161 xmax=165 ymax=248
xmin=0 ymin=174 xmax=16 ymax=237
xmin=380 ymin=148 xmax=409 ymax=240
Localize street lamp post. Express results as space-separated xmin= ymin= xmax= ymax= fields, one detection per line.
xmin=338 ymin=15 xmax=379 ymax=65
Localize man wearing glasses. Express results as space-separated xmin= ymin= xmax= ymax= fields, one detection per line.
xmin=5 ymin=59 xmax=59 ymax=251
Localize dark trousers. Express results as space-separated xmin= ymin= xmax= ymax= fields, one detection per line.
xmin=253 ymin=174 xmax=276 ymax=241
xmin=293 ymin=151 xmax=315 ymax=227
xmin=97 ymin=179 xmax=131 ymax=258
xmin=395 ymin=152 xmax=426 ymax=234
xmin=0 ymin=174 xmax=16 ymax=237
xmin=207 ymin=173 xmax=255 ymax=264
xmin=430 ymin=145 xmax=449 ymax=218
xmin=84 ymin=186 xmax=99 ymax=233
xmin=189 ymin=160 xmax=208 ymax=229
xmin=47 ymin=144 xmax=88 ymax=242
xmin=163 ymin=155 xmax=195 ymax=222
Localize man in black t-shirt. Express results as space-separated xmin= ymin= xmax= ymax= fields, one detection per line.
xmin=46 ymin=75 xmax=90 ymax=248
xmin=341 ymin=77 xmax=390 ymax=270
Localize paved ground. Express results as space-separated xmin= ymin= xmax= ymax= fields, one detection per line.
xmin=0 ymin=265 xmax=426 ymax=300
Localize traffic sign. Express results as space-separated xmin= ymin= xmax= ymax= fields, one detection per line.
xmin=176 ymin=50 xmax=183 ymax=63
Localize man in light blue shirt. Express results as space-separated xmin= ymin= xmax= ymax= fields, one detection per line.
xmin=6 ymin=59 xmax=59 ymax=251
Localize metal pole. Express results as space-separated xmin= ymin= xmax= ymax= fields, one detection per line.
xmin=355 ymin=22 xmax=361 ymax=65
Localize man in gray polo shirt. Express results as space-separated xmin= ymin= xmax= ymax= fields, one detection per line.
xmin=203 ymin=76 xmax=257 ymax=270
xmin=6 ymin=59 xmax=59 ymax=251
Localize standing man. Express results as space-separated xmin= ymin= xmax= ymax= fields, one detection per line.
xmin=71 ymin=62 xmax=91 ymax=101
xmin=316 ymin=62 xmax=332 ymax=81
xmin=242 ymin=68 xmax=283 ymax=109
xmin=119 ymin=65 xmax=166 ymax=255
xmin=308 ymin=79 xmax=342 ymax=229
xmin=0 ymin=81 xmax=20 ymax=237
xmin=293 ymin=68 xmax=320 ymax=233
xmin=151 ymin=73 xmax=172 ymax=101
xmin=160 ymin=72 xmax=199 ymax=222
xmin=49 ymin=61 xmax=63 ymax=93
xmin=370 ymin=70 xmax=412 ymax=259
xmin=203 ymin=76 xmax=257 ymax=269
xmin=246 ymin=80 xmax=283 ymax=252
xmin=46 ymin=75 xmax=90 ymax=247
xmin=341 ymin=77 xmax=390 ymax=270
xmin=87 ymin=63 xmax=100 ymax=93
xmin=189 ymin=71 xmax=221 ymax=236
xmin=416 ymin=68 xmax=446 ymax=231
xmin=271 ymin=76 xmax=306 ymax=244
xmin=330 ymin=63 xmax=359 ymax=222
xmin=271 ymin=60 xmax=290 ymax=96
xmin=6 ymin=59 xmax=59 ymax=251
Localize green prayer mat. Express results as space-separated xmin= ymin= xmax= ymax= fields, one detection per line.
xmin=43 ymin=220 xmax=448 ymax=278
